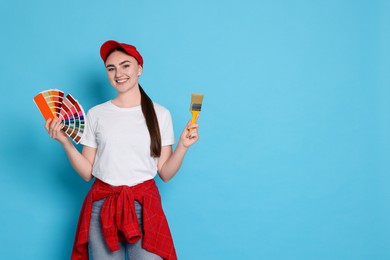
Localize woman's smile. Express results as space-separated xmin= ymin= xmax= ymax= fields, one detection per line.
xmin=115 ymin=78 xmax=129 ymax=84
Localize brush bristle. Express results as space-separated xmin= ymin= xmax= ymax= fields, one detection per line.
xmin=190 ymin=93 xmax=204 ymax=111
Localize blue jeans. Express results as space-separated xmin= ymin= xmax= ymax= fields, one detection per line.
xmin=88 ymin=199 xmax=163 ymax=260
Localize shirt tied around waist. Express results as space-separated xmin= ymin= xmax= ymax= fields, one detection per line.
xmin=71 ymin=178 xmax=177 ymax=260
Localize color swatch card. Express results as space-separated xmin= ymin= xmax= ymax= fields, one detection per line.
xmin=33 ymin=89 xmax=85 ymax=144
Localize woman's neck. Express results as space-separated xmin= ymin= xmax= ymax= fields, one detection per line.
xmin=112 ymin=85 xmax=141 ymax=108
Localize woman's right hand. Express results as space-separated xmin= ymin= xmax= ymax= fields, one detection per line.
xmin=45 ymin=118 xmax=69 ymax=145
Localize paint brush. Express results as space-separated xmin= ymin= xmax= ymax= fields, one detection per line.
xmin=190 ymin=93 xmax=204 ymax=125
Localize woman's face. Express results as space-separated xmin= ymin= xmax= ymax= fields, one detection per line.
xmin=105 ymin=50 xmax=143 ymax=94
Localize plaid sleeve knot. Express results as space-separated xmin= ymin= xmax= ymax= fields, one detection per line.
xmin=71 ymin=179 xmax=177 ymax=260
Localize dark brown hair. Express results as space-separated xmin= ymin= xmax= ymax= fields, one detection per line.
xmin=139 ymin=84 xmax=161 ymax=157
xmin=105 ymin=48 xmax=162 ymax=157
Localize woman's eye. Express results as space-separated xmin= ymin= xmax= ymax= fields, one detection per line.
xmin=107 ymin=68 xmax=115 ymax=72
xmin=123 ymin=64 xmax=130 ymax=69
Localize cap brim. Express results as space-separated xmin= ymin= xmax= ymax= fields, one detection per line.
xmin=100 ymin=40 xmax=123 ymax=62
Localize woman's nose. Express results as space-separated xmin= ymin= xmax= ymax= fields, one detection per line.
xmin=115 ymin=68 xmax=123 ymax=77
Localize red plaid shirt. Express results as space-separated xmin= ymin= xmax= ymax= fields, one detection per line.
xmin=71 ymin=178 xmax=177 ymax=260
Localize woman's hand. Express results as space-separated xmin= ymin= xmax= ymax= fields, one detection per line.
xmin=45 ymin=118 xmax=69 ymax=145
xmin=158 ymin=120 xmax=200 ymax=182
xmin=44 ymin=118 xmax=94 ymax=181
xmin=179 ymin=120 xmax=199 ymax=148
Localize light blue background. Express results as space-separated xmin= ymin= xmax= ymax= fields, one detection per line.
xmin=1 ymin=0 xmax=389 ymax=259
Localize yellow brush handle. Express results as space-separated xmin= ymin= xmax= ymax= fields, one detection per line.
xmin=191 ymin=111 xmax=200 ymax=125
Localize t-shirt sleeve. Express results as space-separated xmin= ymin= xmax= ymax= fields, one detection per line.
xmin=160 ymin=109 xmax=175 ymax=146
xmin=80 ymin=110 xmax=98 ymax=148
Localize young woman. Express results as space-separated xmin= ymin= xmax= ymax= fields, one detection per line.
xmin=45 ymin=40 xmax=199 ymax=260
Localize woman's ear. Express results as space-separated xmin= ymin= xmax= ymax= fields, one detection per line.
xmin=138 ymin=65 xmax=143 ymax=76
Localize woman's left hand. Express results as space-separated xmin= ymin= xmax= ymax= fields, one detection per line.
xmin=179 ymin=120 xmax=199 ymax=148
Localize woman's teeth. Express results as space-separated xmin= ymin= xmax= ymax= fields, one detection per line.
xmin=116 ymin=79 xmax=128 ymax=83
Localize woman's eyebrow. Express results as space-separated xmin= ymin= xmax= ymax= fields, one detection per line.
xmin=105 ymin=60 xmax=131 ymax=68
xmin=119 ymin=60 xmax=131 ymax=65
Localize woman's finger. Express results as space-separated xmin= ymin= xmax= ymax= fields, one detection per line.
xmin=45 ymin=118 xmax=52 ymax=131
xmin=50 ymin=118 xmax=58 ymax=128
xmin=49 ymin=119 xmax=55 ymax=137
xmin=187 ymin=124 xmax=199 ymax=131
xmin=189 ymin=132 xmax=198 ymax=139
xmin=50 ymin=126 xmax=55 ymax=138
xmin=186 ymin=128 xmax=198 ymax=138
xmin=50 ymin=118 xmax=60 ymax=138
xmin=54 ymin=120 xmax=63 ymax=132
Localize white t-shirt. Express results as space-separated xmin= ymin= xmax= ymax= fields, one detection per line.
xmin=80 ymin=100 xmax=175 ymax=186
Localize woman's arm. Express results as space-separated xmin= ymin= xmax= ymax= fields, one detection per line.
xmin=157 ymin=121 xmax=199 ymax=182
xmin=45 ymin=118 xmax=96 ymax=181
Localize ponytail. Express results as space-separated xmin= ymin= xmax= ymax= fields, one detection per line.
xmin=139 ymin=84 xmax=162 ymax=157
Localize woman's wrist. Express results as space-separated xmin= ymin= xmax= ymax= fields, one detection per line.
xmin=177 ymin=140 xmax=189 ymax=151
xmin=60 ymin=136 xmax=73 ymax=148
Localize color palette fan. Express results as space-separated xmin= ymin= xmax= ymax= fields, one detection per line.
xmin=33 ymin=89 xmax=85 ymax=144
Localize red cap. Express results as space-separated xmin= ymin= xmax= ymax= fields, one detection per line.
xmin=100 ymin=40 xmax=144 ymax=67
